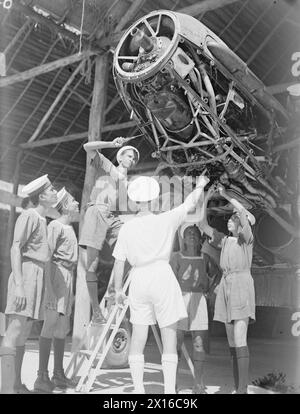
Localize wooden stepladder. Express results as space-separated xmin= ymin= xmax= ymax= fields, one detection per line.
xmin=66 ymin=274 xmax=195 ymax=393
xmin=65 ymin=274 xmax=131 ymax=393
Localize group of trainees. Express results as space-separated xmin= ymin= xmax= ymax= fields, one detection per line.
xmin=0 ymin=176 xmax=79 ymax=393
xmin=0 ymin=137 xmax=256 ymax=395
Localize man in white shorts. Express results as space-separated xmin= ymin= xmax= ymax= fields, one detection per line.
xmin=113 ymin=174 xmax=209 ymax=394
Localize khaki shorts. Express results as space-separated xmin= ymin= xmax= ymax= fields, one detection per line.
xmin=79 ymin=204 xmax=122 ymax=251
xmin=178 ymin=292 xmax=208 ymax=331
xmin=5 ymin=259 xmax=45 ymax=320
xmin=44 ymin=263 xmax=74 ymax=316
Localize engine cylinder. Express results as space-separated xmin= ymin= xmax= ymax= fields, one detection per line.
xmin=130 ymin=28 xmax=154 ymax=53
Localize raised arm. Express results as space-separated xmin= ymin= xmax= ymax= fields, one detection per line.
xmin=217 ymin=184 xmax=254 ymax=243
xmin=183 ymin=175 xmax=210 ymax=214
xmin=198 ymin=185 xmax=216 ymax=238
xmin=83 ymin=137 xmax=126 ymax=153
xmin=217 ymin=184 xmax=255 ymax=227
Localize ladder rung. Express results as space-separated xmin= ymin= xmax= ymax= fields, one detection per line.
xmin=78 ymin=350 xmax=102 ymax=357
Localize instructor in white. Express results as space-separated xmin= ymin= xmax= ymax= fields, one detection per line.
xmin=113 ymin=174 xmax=209 ymax=394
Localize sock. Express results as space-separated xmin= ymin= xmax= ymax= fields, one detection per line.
xmin=236 ymin=346 xmax=249 ymax=394
xmin=128 ymin=354 xmax=145 ymax=393
xmin=14 ymin=345 xmax=25 ymax=388
xmin=161 ymin=353 xmax=178 ymax=394
xmin=38 ymin=337 xmax=52 ymax=374
xmin=53 ymin=337 xmax=65 ymax=375
xmin=229 ymin=347 xmax=239 ymax=391
xmin=193 ymin=351 xmax=206 ymax=389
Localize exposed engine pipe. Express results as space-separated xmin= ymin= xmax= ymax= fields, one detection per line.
xmin=223 ymin=157 xmax=277 ymax=208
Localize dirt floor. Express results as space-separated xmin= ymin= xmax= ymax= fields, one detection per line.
xmin=17 ymin=334 xmax=300 ymax=394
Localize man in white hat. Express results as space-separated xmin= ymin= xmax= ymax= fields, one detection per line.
xmin=0 ymin=175 xmax=57 ymax=394
xmin=34 ymin=188 xmax=79 ymax=393
xmin=113 ymin=174 xmax=209 ymax=394
xmin=80 ymin=137 xmax=139 ymax=323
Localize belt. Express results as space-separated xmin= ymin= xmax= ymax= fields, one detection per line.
xmin=222 ymin=269 xmax=250 ymax=278
xmin=134 ymin=259 xmax=169 ymax=268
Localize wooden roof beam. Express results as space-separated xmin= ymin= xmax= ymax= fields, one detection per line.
xmin=20 ymin=120 xmax=137 ymax=149
xmin=0 ymin=50 xmax=96 ymax=88
xmin=98 ymin=0 xmax=243 ymax=49
xmin=178 ymin=0 xmax=242 ymax=16
xmin=13 ymin=1 xmax=81 ymax=45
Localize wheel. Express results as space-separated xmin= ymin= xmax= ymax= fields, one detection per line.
xmin=104 ymin=321 xmax=131 ymax=368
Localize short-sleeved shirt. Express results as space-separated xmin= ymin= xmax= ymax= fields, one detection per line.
xmin=88 ymin=151 xmax=129 ymax=213
xmin=170 ymin=252 xmax=209 ymax=293
xmin=12 ymin=208 xmax=49 ymax=262
xmin=209 ymin=224 xmax=253 ymax=273
xmin=113 ymin=204 xmax=188 ymax=266
xmin=48 ymin=220 xmax=78 ymax=269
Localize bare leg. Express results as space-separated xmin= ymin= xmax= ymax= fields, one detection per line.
xmin=129 ymin=324 xmax=149 ymax=393
xmin=192 ymin=330 xmax=208 ymax=393
xmin=160 ymin=322 xmax=178 ymax=394
xmin=176 ymin=329 xmax=185 ymax=392
xmin=14 ymin=319 xmax=33 ymax=391
xmin=86 ymin=247 xmax=105 ymax=323
xmin=1 ymin=315 xmax=27 ymax=394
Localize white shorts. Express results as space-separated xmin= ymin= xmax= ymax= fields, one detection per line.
xmin=177 ymin=292 xmax=208 ymax=331
xmin=128 ymin=261 xmax=187 ymax=328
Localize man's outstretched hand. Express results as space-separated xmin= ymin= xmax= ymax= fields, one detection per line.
xmin=113 ymin=137 xmax=126 ymax=147
xmin=196 ymin=175 xmax=210 ymax=188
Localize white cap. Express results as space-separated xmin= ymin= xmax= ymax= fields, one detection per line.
xmin=180 ymin=222 xmax=202 ymax=239
xmin=117 ymin=145 xmax=140 ymax=164
xmin=53 ymin=187 xmax=69 ymax=209
xmin=21 ymin=174 xmax=51 ymax=197
xmin=128 ymin=176 xmax=160 ymax=202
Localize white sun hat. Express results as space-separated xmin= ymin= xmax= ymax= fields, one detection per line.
xmin=21 ymin=174 xmax=51 ymax=197
xmin=53 ymin=187 xmax=69 ymax=209
xmin=128 ymin=176 xmax=160 ymax=202
xmin=117 ymin=145 xmax=140 ymax=164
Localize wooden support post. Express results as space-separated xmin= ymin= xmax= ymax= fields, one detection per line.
xmin=0 ymin=151 xmax=22 ymax=312
xmin=72 ymin=53 xmax=109 ymax=351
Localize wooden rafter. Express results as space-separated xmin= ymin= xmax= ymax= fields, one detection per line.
xmin=27 ymin=60 xmax=86 ymax=144
xmin=13 ymin=1 xmax=81 ymax=45
xmin=20 ymin=120 xmax=137 ymax=149
xmin=114 ymin=0 xmax=146 ymax=32
xmin=4 ymin=19 xmax=32 ymax=55
xmin=246 ymin=6 xmax=292 ymax=65
xmin=36 ymin=61 xmax=92 ymax=142
xmin=0 ymin=50 xmax=95 ymax=88
xmin=177 ymin=0 xmax=242 ymax=16
xmin=0 ymin=38 xmax=60 ymax=127
xmin=22 ymin=150 xmax=84 ymax=172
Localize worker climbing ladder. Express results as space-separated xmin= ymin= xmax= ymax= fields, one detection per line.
xmin=66 ymin=274 xmax=195 ymax=393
